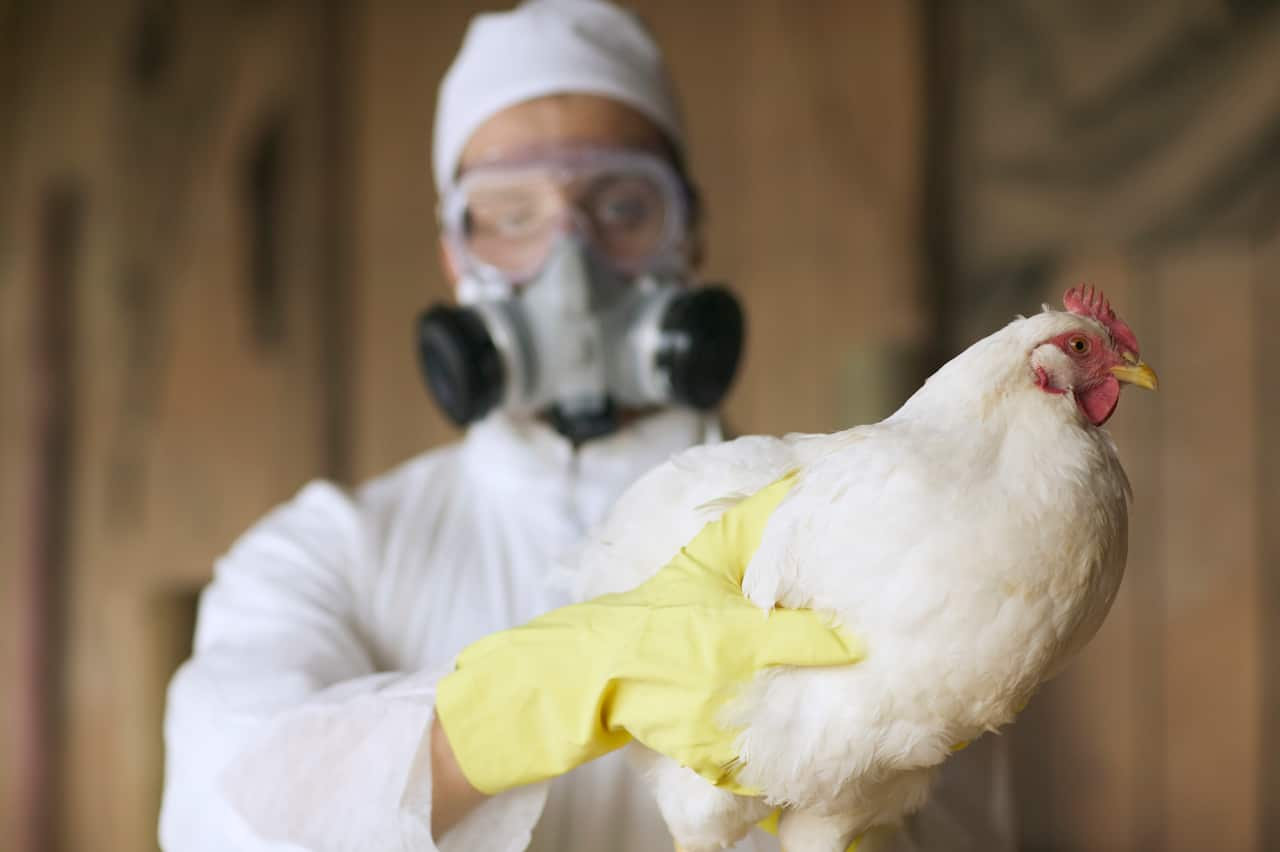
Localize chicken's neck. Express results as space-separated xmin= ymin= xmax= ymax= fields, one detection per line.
xmin=885 ymin=325 xmax=1122 ymax=496
xmin=891 ymin=330 xmax=1048 ymax=430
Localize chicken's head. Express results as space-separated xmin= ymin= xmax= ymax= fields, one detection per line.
xmin=1030 ymin=285 xmax=1158 ymax=426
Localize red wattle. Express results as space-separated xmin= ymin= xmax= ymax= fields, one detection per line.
xmin=1077 ymin=375 xmax=1120 ymax=426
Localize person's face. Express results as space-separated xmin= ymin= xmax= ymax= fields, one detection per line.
xmin=440 ymin=94 xmax=691 ymax=286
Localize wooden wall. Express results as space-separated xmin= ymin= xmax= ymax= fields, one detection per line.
xmin=1005 ymin=243 xmax=1278 ymax=852
xmin=942 ymin=3 xmax=1280 ymax=850
xmin=2 ymin=2 xmax=352 ymax=849
xmin=2 ymin=2 xmax=1275 ymax=852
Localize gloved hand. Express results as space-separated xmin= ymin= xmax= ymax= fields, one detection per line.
xmin=435 ymin=471 xmax=864 ymax=796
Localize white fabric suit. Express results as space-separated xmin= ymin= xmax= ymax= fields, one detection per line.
xmin=159 ymin=409 xmax=1015 ymax=851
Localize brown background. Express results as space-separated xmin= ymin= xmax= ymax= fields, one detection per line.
xmin=1 ymin=1 xmax=1277 ymax=850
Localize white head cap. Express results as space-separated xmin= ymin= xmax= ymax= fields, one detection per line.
xmin=432 ymin=0 xmax=685 ymax=193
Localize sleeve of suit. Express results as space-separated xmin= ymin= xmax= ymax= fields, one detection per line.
xmin=159 ymin=481 xmax=547 ymax=852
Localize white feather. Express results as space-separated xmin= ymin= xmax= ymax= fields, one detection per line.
xmin=574 ymin=309 xmax=1135 ymax=850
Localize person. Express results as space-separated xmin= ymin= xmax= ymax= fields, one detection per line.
xmin=159 ymin=2 xmax=1015 ymax=850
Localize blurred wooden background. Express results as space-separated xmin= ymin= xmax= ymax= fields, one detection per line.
xmin=1 ymin=1 xmax=1276 ymax=851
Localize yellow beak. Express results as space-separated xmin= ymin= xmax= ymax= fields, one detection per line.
xmin=1110 ymin=360 xmax=1159 ymax=391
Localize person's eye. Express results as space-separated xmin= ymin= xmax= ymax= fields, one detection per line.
xmin=587 ymin=176 xmax=663 ymax=230
xmin=469 ymin=202 xmax=540 ymax=238
xmin=495 ymin=208 xmax=538 ymax=234
xmin=597 ymin=196 xmax=651 ymax=227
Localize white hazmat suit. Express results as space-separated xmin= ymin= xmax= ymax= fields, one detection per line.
xmin=161 ymin=2 xmax=1017 ymax=848
xmin=159 ymin=411 xmax=1015 ymax=851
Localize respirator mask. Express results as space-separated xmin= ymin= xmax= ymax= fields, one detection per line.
xmin=417 ymin=147 xmax=744 ymax=442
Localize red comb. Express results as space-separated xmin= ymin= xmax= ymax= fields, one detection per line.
xmin=1063 ymin=284 xmax=1140 ymax=356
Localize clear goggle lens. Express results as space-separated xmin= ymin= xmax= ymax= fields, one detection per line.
xmin=443 ymin=148 xmax=687 ymax=282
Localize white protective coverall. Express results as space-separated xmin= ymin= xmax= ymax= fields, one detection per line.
xmin=160 ymin=408 xmax=1016 ymax=852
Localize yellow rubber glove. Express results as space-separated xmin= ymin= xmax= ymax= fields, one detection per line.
xmin=435 ymin=471 xmax=865 ymax=796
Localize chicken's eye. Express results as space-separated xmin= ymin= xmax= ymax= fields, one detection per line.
xmin=1069 ymin=336 xmax=1090 ymax=355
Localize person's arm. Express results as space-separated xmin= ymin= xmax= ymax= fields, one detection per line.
xmin=430 ymin=472 xmax=863 ymax=800
xmin=161 ymin=474 xmax=861 ymax=850
xmin=429 ymin=715 xmax=489 ymax=836
xmin=160 ymin=480 xmax=543 ymax=852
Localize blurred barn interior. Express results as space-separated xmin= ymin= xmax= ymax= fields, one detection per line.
xmin=2 ymin=1 xmax=1278 ymax=850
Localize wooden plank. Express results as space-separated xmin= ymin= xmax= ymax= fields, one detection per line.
xmin=349 ymin=0 xmax=473 ymax=480
xmin=317 ymin=0 xmax=356 ymax=484
xmin=0 ymin=3 xmax=26 ymax=840
xmin=728 ymin=0 xmax=926 ymax=435
xmin=0 ymin=0 xmax=27 ymax=267
xmin=26 ymin=183 xmax=82 ymax=852
xmin=0 ymin=226 xmax=26 ymax=852
xmin=94 ymin=587 xmax=199 ymax=852
xmin=1156 ymin=246 xmax=1260 ymax=852
xmin=0 ymin=6 xmax=135 ymax=850
xmin=1254 ymin=222 xmax=1280 ymax=850
xmin=1124 ymin=264 xmax=1170 ymax=852
xmin=0 ymin=71 xmax=40 ymax=852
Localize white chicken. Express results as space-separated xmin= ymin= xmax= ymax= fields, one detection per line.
xmin=571 ymin=286 xmax=1158 ymax=851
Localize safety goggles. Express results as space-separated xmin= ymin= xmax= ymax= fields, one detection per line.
xmin=441 ymin=147 xmax=689 ymax=284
